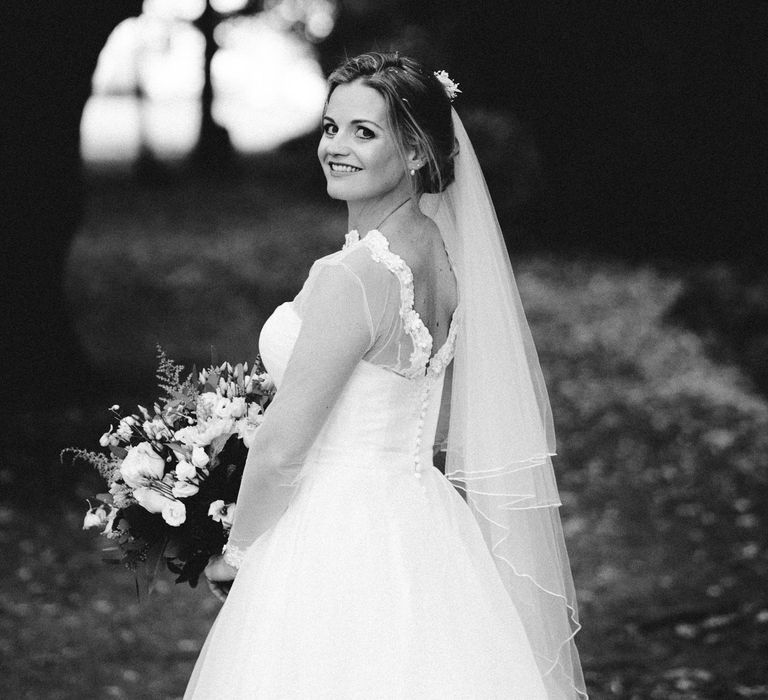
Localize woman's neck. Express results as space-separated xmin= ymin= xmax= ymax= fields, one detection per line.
xmin=346 ymin=187 xmax=418 ymax=235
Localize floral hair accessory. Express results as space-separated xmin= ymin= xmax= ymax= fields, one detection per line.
xmin=433 ymin=70 xmax=461 ymax=102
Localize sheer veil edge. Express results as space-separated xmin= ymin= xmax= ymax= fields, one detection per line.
xmin=421 ymin=109 xmax=587 ymax=699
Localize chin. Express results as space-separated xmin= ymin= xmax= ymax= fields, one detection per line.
xmin=324 ymin=179 xmax=362 ymax=202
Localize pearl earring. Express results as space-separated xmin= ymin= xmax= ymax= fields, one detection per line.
xmin=410 ymin=168 xmax=416 ymax=176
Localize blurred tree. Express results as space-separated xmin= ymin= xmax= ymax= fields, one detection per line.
xmin=191 ymin=1 xmax=236 ymax=173
xmin=2 ymin=1 xmax=143 ymax=397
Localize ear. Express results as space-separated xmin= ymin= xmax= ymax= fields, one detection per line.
xmin=405 ymin=145 xmax=425 ymax=173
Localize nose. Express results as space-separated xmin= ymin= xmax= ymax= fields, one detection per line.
xmin=325 ymin=133 xmax=351 ymax=158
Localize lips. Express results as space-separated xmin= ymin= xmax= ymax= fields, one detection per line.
xmin=329 ymin=162 xmax=362 ymax=173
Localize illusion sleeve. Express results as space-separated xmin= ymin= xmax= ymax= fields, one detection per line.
xmin=223 ymin=262 xmax=375 ymax=569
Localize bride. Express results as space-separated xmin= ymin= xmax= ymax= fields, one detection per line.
xmin=185 ymin=52 xmax=586 ymax=699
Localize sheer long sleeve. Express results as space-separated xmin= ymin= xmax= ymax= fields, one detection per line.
xmin=223 ymin=263 xmax=376 ymax=569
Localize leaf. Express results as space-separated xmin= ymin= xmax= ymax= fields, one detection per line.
xmin=110 ymin=445 xmax=128 ymax=460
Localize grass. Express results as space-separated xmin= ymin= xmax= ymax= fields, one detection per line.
xmin=2 ymin=168 xmax=767 ymax=699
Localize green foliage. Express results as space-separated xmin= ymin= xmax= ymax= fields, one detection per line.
xmin=155 ymin=345 xmax=198 ymax=412
xmin=60 ymin=447 xmax=120 ymax=483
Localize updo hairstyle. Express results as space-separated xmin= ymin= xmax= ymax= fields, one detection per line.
xmin=326 ymin=52 xmax=457 ymax=194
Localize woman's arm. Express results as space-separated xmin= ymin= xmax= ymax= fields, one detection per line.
xmin=221 ymin=263 xmax=375 ymax=569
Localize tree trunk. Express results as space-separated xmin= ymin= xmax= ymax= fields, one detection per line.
xmin=192 ymin=1 xmax=236 ymax=173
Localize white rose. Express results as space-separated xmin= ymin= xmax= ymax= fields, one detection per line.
xmin=174 ymin=419 xmax=232 ymax=447
xmin=173 ymin=426 xmax=197 ymax=447
xmin=191 ymin=446 xmax=210 ymax=469
xmin=172 ymin=480 xmax=199 ymax=498
xmin=133 ymin=485 xmax=173 ymax=513
xmin=120 ymin=442 xmax=165 ymax=488
xmin=175 ymin=459 xmax=197 ymax=482
xmin=214 ymin=397 xmax=233 ymax=419
xmin=162 ymin=499 xmax=187 ymax=527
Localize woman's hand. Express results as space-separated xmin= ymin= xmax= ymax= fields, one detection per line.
xmin=204 ymin=554 xmax=237 ymax=602
xmin=205 ymin=554 xmax=238 ymax=582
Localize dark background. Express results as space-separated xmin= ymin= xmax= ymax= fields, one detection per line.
xmin=4 ymin=2 xmax=767 ymax=394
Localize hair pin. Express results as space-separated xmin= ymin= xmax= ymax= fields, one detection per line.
xmin=433 ymin=70 xmax=461 ymax=102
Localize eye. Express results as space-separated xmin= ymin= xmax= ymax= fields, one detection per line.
xmin=322 ymin=121 xmax=337 ymax=136
xmin=355 ymin=126 xmax=375 ymax=140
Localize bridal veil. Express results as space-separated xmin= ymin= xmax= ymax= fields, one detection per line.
xmin=421 ymin=109 xmax=587 ymax=699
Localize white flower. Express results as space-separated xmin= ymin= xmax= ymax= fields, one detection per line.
xmin=174 ymin=418 xmax=234 ymax=448
xmin=109 ymin=481 xmax=133 ymax=509
xmin=172 ymin=480 xmax=199 ymax=498
xmin=99 ymin=431 xmax=111 ymax=448
xmin=143 ymin=417 xmax=171 ymax=440
xmin=162 ymin=499 xmax=187 ymax=527
xmin=230 ymin=396 xmax=247 ymax=419
xmin=120 ymin=442 xmax=165 ymax=488
xmin=133 ymin=485 xmax=174 ymax=513
xmin=433 ymin=70 xmax=461 ymax=101
xmin=256 ymin=373 xmax=275 ymax=392
xmin=175 ymin=459 xmax=197 ymax=482
xmin=208 ymin=500 xmax=236 ymax=528
xmin=234 ymin=418 xmax=257 ymax=448
xmin=102 ymin=505 xmax=119 ymax=536
xmin=214 ymin=397 xmax=233 ymax=419
xmin=199 ymin=391 xmax=218 ymax=408
xmin=83 ymin=505 xmax=108 ymax=529
xmin=191 ymin=446 xmax=210 ymax=468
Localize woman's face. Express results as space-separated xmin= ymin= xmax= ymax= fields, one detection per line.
xmin=318 ymin=81 xmax=411 ymax=204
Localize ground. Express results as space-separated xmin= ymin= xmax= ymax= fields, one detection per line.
xmin=1 ymin=167 xmax=766 ymax=699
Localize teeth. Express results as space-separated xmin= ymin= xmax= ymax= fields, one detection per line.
xmin=330 ymin=163 xmax=361 ymax=172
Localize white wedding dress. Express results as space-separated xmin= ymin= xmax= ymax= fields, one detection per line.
xmin=184 ymin=229 xmax=548 ymax=699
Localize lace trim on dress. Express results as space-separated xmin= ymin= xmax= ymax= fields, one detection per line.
xmin=344 ymin=229 xmax=460 ymax=380
xmin=222 ymin=542 xmax=246 ymax=570
xmin=427 ymin=309 xmax=460 ymax=377
xmin=345 ymin=230 xmax=431 ymax=378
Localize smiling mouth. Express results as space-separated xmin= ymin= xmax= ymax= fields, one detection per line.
xmin=329 ymin=162 xmax=362 ymax=173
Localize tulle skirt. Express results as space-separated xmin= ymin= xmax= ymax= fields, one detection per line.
xmin=184 ymin=461 xmax=547 ymax=699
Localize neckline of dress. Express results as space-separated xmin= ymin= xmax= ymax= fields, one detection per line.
xmin=347 ymin=228 xmax=460 ymax=376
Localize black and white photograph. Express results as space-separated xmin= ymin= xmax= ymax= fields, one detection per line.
xmin=2 ymin=2 xmax=767 ymax=698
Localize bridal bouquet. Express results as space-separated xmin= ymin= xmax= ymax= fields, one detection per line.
xmin=63 ymin=349 xmax=275 ymax=591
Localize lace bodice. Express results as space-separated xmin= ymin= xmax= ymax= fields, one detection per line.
xmin=223 ymin=230 xmax=460 ymax=568
xmin=342 ymin=229 xmax=460 ymax=379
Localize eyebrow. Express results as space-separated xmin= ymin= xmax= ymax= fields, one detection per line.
xmin=322 ymin=115 xmax=383 ymax=130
